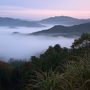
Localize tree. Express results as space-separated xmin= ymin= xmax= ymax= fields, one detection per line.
xmin=71 ymin=33 xmax=90 ymax=59
xmin=0 ymin=61 xmax=13 ymax=90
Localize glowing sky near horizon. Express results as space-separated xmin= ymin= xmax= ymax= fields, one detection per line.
xmin=0 ymin=0 xmax=90 ymax=19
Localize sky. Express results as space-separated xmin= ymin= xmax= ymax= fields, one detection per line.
xmin=0 ymin=0 xmax=90 ymax=19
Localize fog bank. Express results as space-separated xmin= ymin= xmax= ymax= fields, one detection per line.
xmin=0 ymin=27 xmax=75 ymax=61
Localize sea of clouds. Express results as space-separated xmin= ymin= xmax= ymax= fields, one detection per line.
xmin=0 ymin=26 xmax=75 ymax=61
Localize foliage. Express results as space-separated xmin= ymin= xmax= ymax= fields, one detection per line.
xmin=26 ymin=58 xmax=90 ymax=90
xmin=0 ymin=61 xmax=14 ymax=90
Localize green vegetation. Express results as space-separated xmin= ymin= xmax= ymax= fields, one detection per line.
xmin=0 ymin=33 xmax=90 ymax=90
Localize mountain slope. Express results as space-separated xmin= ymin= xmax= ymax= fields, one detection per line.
xmin=0 ymin=17 xmax=44 ymax=27
xmin=31 ymin=23 xmax=90 ymax=37
xmin=40 ymin=16 xmax=90 ymax=26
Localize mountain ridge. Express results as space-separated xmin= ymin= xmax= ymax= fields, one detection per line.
xmin=0 ymin=17 xmax=44 ymax=28
xmin=39 ymin=16 xmax=90 ymax=26
xmin=31 ymin=23 xmax=90 ymax=37
xmin=0 ymin=16 xmax=90 ymax=28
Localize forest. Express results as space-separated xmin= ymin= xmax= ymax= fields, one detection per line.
xmin=0 ymin=33 xmax=90 ymax=90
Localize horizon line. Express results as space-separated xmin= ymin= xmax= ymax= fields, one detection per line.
xmin=0 ymin=15 xmax=90 ymax=21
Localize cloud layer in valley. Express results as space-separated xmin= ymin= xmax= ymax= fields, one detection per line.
xmin=0 ymin=27 xmax=75 ymax=61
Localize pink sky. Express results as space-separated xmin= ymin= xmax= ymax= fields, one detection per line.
xmin=0 ymin=8 xmax=90 ymax=19
xmin=0 ymin=0 xmax=90 ymax=19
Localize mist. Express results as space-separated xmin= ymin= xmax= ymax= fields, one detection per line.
xmin=0 ymin=26 xmax=75 ymax=61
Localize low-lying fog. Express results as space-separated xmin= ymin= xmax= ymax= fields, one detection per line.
xmin=0 ymin=26 xmax=75 ymax=61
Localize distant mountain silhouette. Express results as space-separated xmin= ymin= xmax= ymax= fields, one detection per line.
xmin=1 ymin=16 xmax=90 ymax=28
xmin=40 ymin=16 xmax=90 ymax=26
xmin=0 ymin=17 xmax=44 ymax=28
xmin=31 ymin=23 xmax=90 ymax=37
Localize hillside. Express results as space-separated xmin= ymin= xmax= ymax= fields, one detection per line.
xmin=0 ymin=17 xmax=44 ymax=28
xmin=40 ymin=16 xmax=90 ymax=26
xmin=31 ymin=23 xmax=90 ymax=37
xmin=0 ymin=33 xmax=90 ymax=90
